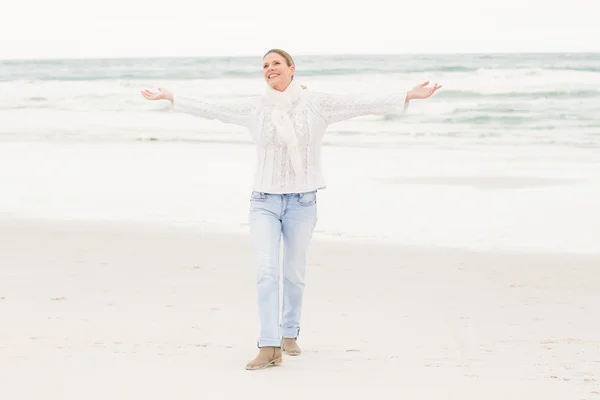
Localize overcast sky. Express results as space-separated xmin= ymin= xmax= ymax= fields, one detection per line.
xmin=2 ymin=0 xmax=596 ymax=59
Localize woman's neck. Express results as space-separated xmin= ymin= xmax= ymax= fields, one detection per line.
xmin=271 ymin=80 xmax=292 ymax=92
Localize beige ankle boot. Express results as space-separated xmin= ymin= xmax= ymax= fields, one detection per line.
xmin=282 ymin=337 xmax=301 ymax=356
xmin=245 ymin=346 xmax=283 ymax=370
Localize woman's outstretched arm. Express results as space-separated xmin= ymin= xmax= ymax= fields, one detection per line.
xmin=312 ymin=81 xmax=442 ymax=125
xmin=141 ymin=88 xmax=259 ymax=128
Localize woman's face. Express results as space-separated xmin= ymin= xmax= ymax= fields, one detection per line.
xmin=263 ymin=52 xmax=295 ymax=91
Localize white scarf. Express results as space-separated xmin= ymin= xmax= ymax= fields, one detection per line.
xmin=263 ymin=80 xmax=306 ymax=175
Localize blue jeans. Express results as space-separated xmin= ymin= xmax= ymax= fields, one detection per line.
xmin=248 ymin=190 xmax=318 ymax=348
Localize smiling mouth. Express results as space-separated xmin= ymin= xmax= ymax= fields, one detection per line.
xmin=268 ymin=73 xmax=280 ymax=79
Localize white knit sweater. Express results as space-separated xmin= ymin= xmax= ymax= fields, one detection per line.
xmin=172 ymin=89 xmax=408 ymax=194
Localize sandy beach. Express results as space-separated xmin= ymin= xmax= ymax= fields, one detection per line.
xmin=1 ymin=217 xmax=598 ymax=399
xmin=3 ymin=29 xmax=600 ymax=400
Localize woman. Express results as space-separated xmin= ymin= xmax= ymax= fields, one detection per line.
xmin=142 ymin=49 xmax=441 ymax=370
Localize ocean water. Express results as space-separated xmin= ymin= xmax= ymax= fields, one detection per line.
xmin=1 ymin=53 xmax=600 ymax=147
xmin=1 ymin=53 xmax=599 ymax=253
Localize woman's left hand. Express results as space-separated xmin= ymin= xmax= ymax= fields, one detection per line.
xmin=407 ymin=81 xmax=442 ymax=101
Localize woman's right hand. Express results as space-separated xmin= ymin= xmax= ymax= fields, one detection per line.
xmin=141 ymin=88 xmax=174 ymax=103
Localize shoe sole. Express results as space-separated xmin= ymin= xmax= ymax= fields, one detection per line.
xmin=245 ymin=357 xmax=283 ymax=370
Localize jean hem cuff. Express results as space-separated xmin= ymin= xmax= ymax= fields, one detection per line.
xmin=281 ymin=328 xmax=300 ymax=339
xmin=257 ymin=339 xmax=282 ymax=348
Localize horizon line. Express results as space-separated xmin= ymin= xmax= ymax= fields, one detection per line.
xmin=1 ymin=50 xmax=599 ymax=62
